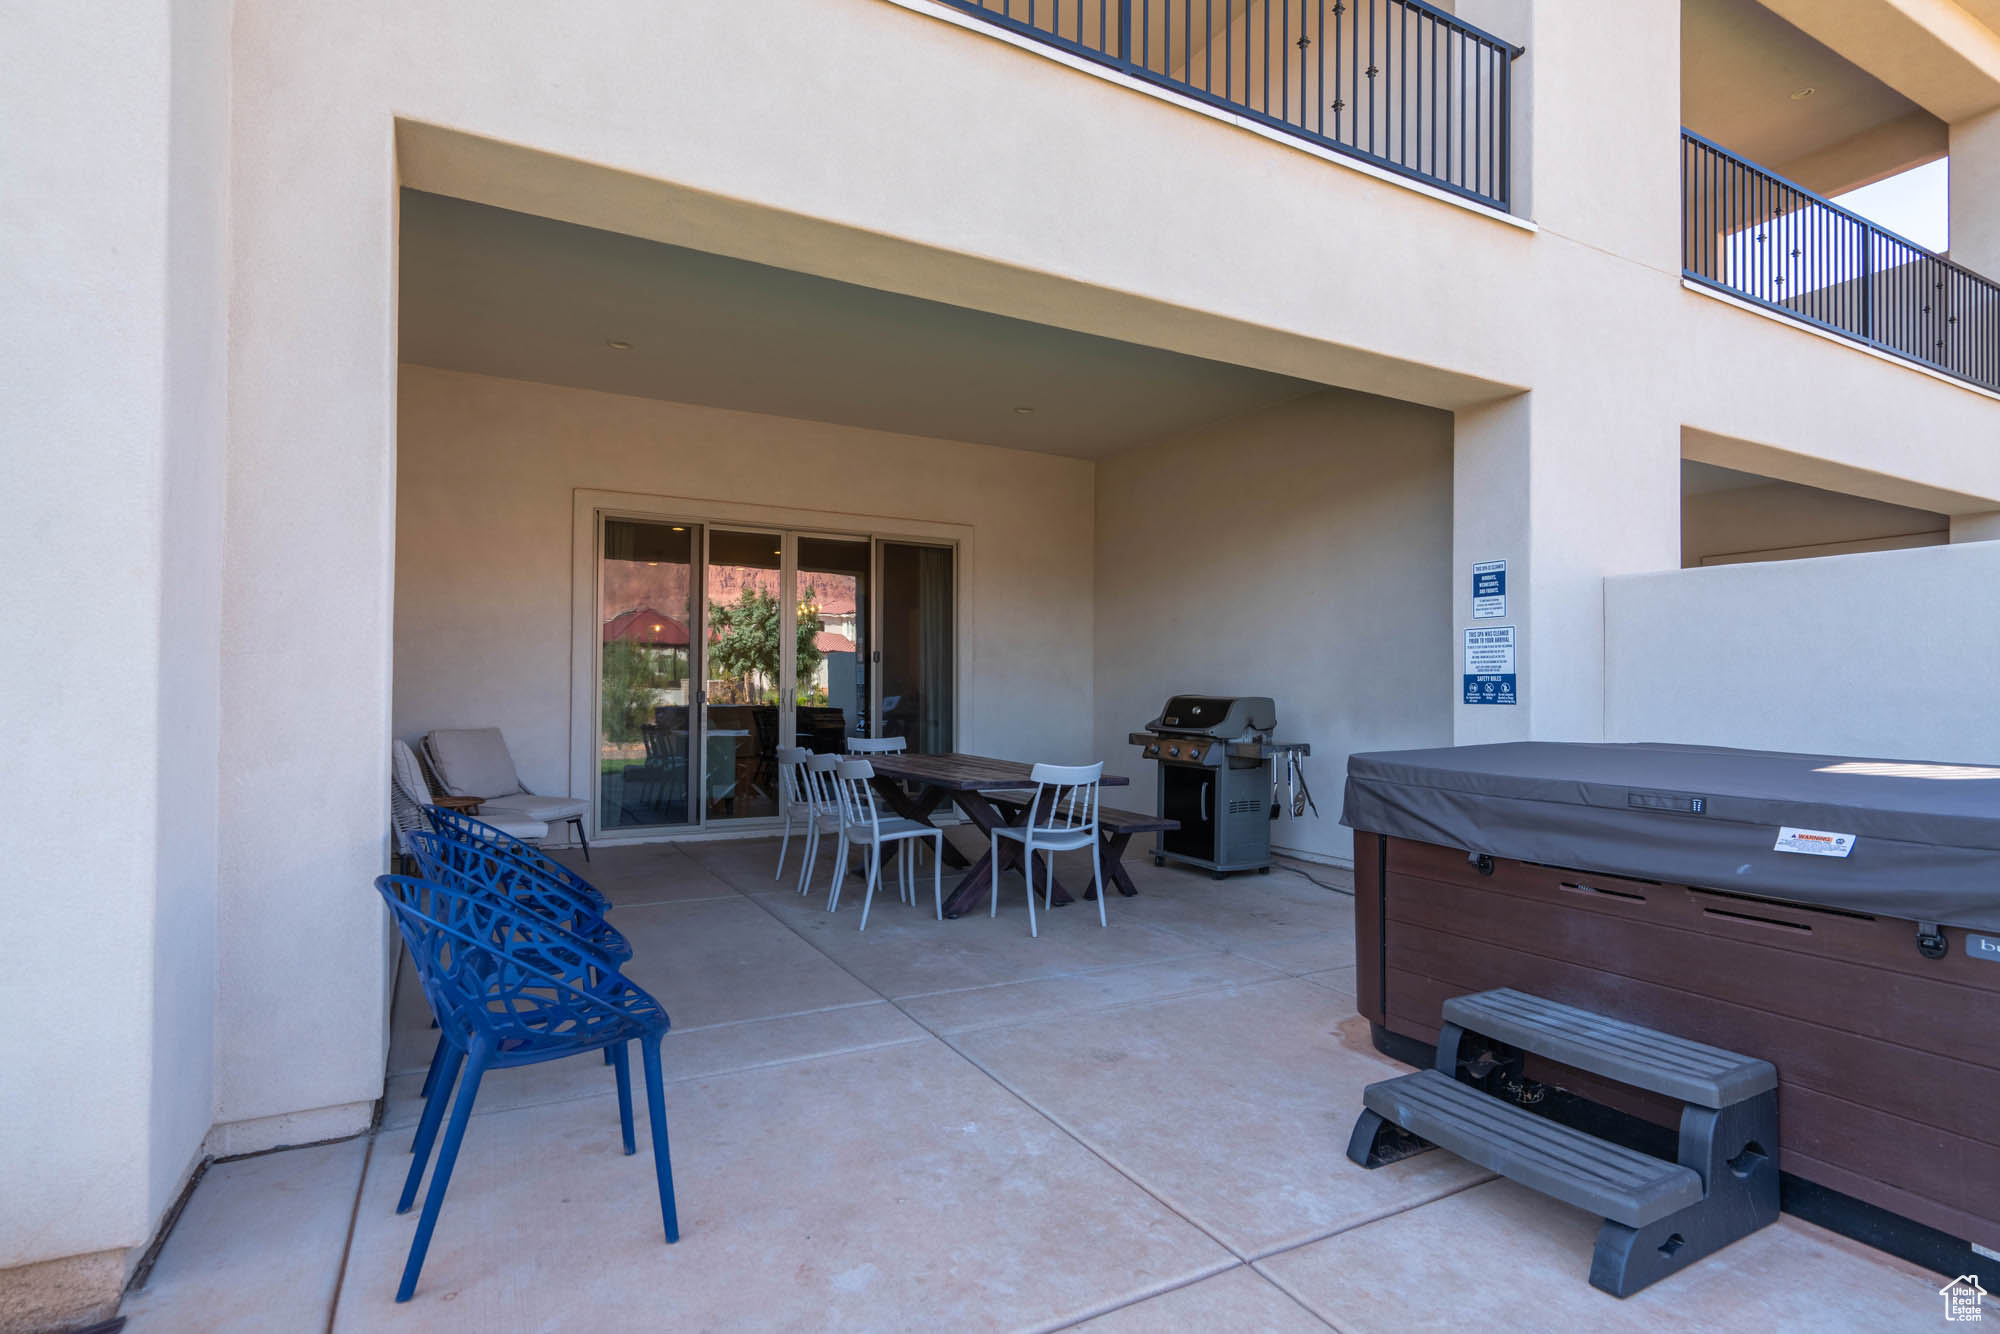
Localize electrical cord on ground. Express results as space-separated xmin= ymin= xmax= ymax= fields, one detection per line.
xmin=1274 ymin=855 xmax=1355 ymax=896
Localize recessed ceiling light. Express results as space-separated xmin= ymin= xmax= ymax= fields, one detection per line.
xmin=1790 ymin=87 xmax=1815 ymax=100
xmin=606 ymin=339 xmax=634 ymax=350
xmin=671 ymin=526 xmax=685 ymax=532
xmin=1013 ymin=406 xmax=1035 ymax=415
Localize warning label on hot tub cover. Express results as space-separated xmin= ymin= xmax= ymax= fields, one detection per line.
xmin=1773 ymin=826 xmax=1856 ymax=858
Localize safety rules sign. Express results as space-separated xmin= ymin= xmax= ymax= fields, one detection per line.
xmin=1463 ymin=626 xmax=1517 ymax=705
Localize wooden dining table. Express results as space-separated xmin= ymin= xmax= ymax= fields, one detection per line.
xmin=859 ymin=752 xmax=1131 ymax=918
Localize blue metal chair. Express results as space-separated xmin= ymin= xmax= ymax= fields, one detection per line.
xmin=374 ymin=874 xmax=679 ymax=1302
xmin=404 ymin=828 xmax=633 ymax=1098
xmin=405 ymin=828 xmax=627 ymax=962
xmin=423 ymin=805 xmax=610 ymax=912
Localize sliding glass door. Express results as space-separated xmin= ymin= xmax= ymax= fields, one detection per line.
xmin=702 ymin=530 xmax=783 ymax=823
xmin=796 ymin=536 xmax=871 ymax=751
xmin=598 ymin=519 xmax=696 ymax=830
xmin=593 ymin=517 xmax=954 ymax=834
xmin=878 ymin=541 xmax=955 ymax=754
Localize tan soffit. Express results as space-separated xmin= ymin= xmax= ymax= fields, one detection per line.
xmin=1752 ymin=0 xmax=2000 ymax=124
xmin=1964 ymin=0 xmax=2000 ymax=34
xmin=1683 ymin=0 xmax=1942 ymax=177
xmin=397 ymin=190 xmax=1332 ymax=460
xmin=1773 ymin=111 xmax=1947 ymax=194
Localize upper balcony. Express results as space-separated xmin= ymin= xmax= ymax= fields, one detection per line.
xmin=1682 ymin=131 xmax=2000 ymax=394
xmin=1679 ymin=0 xmax=2000 ymax=395
xmin=934 ymin=0 xmax=1522 ymax=211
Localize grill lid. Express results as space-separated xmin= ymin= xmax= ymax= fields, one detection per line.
xmin=1147 ymin=695 xmax=1277 ymax=739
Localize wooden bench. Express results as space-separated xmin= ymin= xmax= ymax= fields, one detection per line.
xmin=982 ymin=795 xmax=1177 ymax=900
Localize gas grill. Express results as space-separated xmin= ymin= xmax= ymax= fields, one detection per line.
xmin=1129 ymin=695 xmax=1311 ymax=877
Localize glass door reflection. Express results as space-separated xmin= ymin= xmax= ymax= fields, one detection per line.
xmin=877 ymin=542 xmax=955 ymax=753
xmin=794 ymin=537 xmax=871 ymax=754
xmin=599 ymin=518 xmax=695 ymax=829
xmin=703 ymin=529 xmax=784 ymax=820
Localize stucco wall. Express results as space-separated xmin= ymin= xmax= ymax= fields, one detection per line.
xmin=394 ymin=367 xmax=1097 ymax=790
xmin=1 ymin=1 xmax=170 ymax=1279
xmin=1094 ymin=389 xmax=1455 ymax=867
xmin=0 ymin=0 xmax=226 ymax=1303
xmin=1606 ymin=542 xmax=2000 ymax=762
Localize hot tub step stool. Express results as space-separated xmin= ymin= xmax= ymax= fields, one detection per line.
xmin=1346 ymin=987 xmax=1779 ymax=1297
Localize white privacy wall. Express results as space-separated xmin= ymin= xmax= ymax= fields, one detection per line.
xmin=1094 ymin=389 xmax=1457 ymax=867
xmin=1606 ymin=542 xmax=2000 ymax=763
xmin=394 ymin=367 xmax=1097 ymax=788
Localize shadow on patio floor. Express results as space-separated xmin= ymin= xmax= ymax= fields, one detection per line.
xmin=122 ymin=839 xmax=1948 ymax=1332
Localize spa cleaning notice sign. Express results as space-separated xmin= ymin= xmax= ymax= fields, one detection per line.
xmin=1471 ymin=560 xmax=1507 ymax=618
xmin=1463 ymin=626 xmax=1516 ymax=705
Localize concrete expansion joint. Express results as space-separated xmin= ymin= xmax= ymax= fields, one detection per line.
xmin=733 ymin=873 xmax=1265 ymax=1272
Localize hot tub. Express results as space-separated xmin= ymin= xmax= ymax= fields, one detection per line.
xmin=1342 ymin=742 xmax=2000 ymax=1272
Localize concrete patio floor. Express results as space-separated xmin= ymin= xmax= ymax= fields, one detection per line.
xmin=122 ymin=836 xmax=1960 ymax=1332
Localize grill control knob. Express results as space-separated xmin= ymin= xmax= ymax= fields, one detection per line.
xmin=1145 ymin=744 xmax=1158 ymax=757
xmin=1188 ymin=747 xmax=1203 ymax=762
xmin=1168 ymin=746 xmax=1180 ymax=758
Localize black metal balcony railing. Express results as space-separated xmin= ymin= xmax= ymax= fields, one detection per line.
xmin=1684 ymin=130 xmax=2000 ymax=394
xmin=940 ymin=0 xmax=1519 ymax=211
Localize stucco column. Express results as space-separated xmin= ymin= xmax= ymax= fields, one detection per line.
xmin=1448 ymin=0 xmax=1682 ymax=746
xmin=1452 ymin=389 xmax=1681 ymax=746
xmin=1951 ymin=510 xmax=2000 ymax=542
xmin=1949 ymin=107 xmax=2000 ymax=277
xmin=212 ymin=0 xmax=396 ymax=1150
xmin=1457 ymin=0 xmax=1681 ymax=265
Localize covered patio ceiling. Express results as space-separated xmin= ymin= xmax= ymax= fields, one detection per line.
xmin=1682 ymin=0 xmax=1946 ymax=192
xmin=398 ymin=190 xmax=1328 ymax=459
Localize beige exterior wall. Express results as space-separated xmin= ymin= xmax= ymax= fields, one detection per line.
xmin=394 ymin=368 xmax=1097 ymax=784
xmin=8 ymin=0 xmax=2000 ymax=1315
xmin=1 ymin=0 xmax=228 ymax=1314
xmin=1093 ymin=390 xmax=1455 ymax=867
xmin=1607 ymin=542 xmax=2000 ymax=762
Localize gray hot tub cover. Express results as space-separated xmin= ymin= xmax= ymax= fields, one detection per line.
xmin=1342 ymin=742 xmax=2000 ymax=932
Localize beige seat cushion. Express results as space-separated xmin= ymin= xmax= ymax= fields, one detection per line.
xmin=481 ymin=792 xmax=587 ymax=823
xmin=477 ymin=813 xmax=551 ymax=842
xmin=423 ymin=728 xmax=524 ymax=800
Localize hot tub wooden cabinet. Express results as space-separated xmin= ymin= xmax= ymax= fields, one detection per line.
xmin=1343 ymin=742 xmax=2000 ymax=1275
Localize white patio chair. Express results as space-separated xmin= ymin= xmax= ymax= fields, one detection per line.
xmin=795 ymin=753 xmax=844 ymax=896
xmin=991 ymin=762 xmax=1104 ymax=937
xmin=826 ymin=758 xmax=942 ymax=930
xmin=844 ymin=735 xmax=929 ymax=864
xmin=390 ymin=739 xmax=546 ymax=860
xmin=774 ymin=746 xmax=812 ymax=881
xmin=422 ymin=727 xmax=592 ymax=859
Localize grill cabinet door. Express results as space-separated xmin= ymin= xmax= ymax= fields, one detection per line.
xmin=1161 ymin=767 xmax=1216 ymax=859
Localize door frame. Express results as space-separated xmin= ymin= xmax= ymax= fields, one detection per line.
xmin=569 ymin=488 xmax=968 ymax=844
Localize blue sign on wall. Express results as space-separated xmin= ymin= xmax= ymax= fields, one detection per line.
xmin=1463 ymin=626 xmax=1517 ymax=705
xmin=1472 ymin=560 xmax=1507 ymax=618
